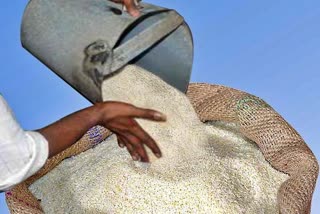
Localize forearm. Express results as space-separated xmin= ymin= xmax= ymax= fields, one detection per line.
xmin=36 ymin=100 xmax=165 ymax=162
xmin=37 ymin=104 xmax=103 ymax=158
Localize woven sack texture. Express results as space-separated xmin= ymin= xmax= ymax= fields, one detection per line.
xmin=5 ymin=83 xmax=319 ymax=214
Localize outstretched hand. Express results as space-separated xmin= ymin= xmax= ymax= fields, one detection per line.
xmin=110 ymin=0 xmax=141 ymax=17
xmin=96 ymin=101 xmax=166 ymax=162
xmin=38 ymin=101 xmax=166 ymax=163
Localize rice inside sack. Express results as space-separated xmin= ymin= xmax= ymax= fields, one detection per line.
xmin=29 ymin=65 xmax=288 ymax=213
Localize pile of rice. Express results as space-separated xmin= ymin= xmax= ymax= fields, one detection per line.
xmin=29 ymin=65 xmax=288 ymax=213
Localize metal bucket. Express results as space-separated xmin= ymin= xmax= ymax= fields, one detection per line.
xmin=21 ymin=0 xmax=193 ymax=103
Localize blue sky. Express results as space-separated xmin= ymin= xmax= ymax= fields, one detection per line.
xmin=1 ymin=0 xmax=319 ymax=213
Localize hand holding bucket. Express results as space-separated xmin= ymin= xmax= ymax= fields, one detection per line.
xmin=21 ymin=0 xmax=193 ymax=103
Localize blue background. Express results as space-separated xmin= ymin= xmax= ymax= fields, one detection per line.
xmin=1 ymin=0 xmax=319 ymax=213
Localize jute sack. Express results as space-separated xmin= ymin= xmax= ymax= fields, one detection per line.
xmin=5 ymin=83 xmax=319 ymax=214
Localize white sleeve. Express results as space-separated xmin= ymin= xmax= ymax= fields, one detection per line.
xmin=0 ymin=95 xmax=49 ymax=192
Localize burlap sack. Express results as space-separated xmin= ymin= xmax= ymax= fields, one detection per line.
xmin=5 ymin=83 xmax=319 ymax=214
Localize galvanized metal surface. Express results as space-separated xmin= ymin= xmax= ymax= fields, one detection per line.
xmin=21 ymin=0 xmax=194 ymax=103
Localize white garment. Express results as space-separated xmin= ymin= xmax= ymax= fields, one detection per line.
xmin=0 ymin=95 xmax=49 ymax=192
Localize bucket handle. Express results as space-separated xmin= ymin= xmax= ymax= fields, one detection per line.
xmin=82 ymin=10 xmax=184 ymax=86
xmin=110 ymin=10 xmax=184 ymax=74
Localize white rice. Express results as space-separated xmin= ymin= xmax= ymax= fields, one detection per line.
xmin=29 ymin=65 xmax=288 ymax=213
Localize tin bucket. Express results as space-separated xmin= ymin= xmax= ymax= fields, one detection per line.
xmin=21 ymin=0 xmax=194 ymax=103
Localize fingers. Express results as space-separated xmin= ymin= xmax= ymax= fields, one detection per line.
xmin=118 ymin=135 xmax=140 ymax=161
xmin=128 ymin=121 xmax=162 ymax=158
xmin=101 ymin=102 xmax=166 ymax=123
xmin=128 ymin=106 xmax=167 ymax=122
xmin=117 ymin=135 xmax=138 ymax=160
xmin=112 ymin=119 xmax=162 ymax=162
xmin=123 ymin=0 xmax=140 ymax=17
xmin=109 ymin=0 xmax=140 ymax=17
xmin=116 ymin=135 xmax=125 ymax=148
xmin=134 ymin=143 xmax=149 ymax=162
xmin=126 ymin=143 xmax=139 ymax=161
xmin=100 ymin=102 xmax=165 ymax=162
xmin=118 ymin=118 xmax=162 ymax=159
xmin=123 ymin=133 xmax=149 ymax=162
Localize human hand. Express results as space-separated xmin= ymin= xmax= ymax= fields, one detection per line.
xmin=96 ymin=101 xmax=166 ymax=162
xmin=109 ymin=0 xmax=141 ymax=17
